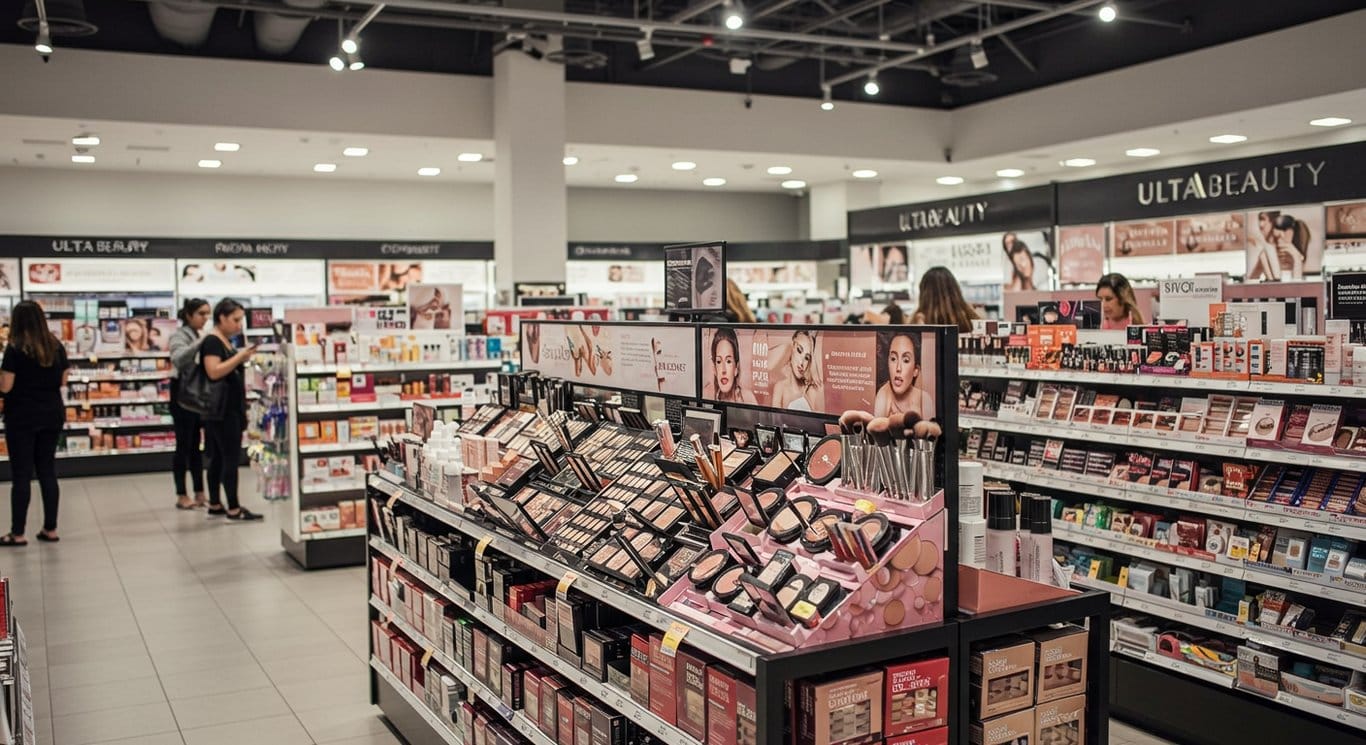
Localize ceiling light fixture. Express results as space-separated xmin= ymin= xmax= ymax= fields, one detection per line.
xmin=969 ymin=39 xmax=988 ymax=70
xmin=343 ymin=147 xmax=369 ymax=157
xmin=348 ymin=52 xmax=365 ymax=71
xmin=1310 ymin=117 xmax=1352 ymax=127
xmin=214 ymin=142 xmax=240 ymax=152
xmin=314 ymin=163 xmax=337 ymax=173
xmin=780 ymin=179 xmax=806 ymax=190
xmin=1209 ymin=134 xmax=1247 ymax=144
xmin=198 ymin=159 xmax=221 ymax=169
xmin=1098 ymin=3 xmax=1118 ymax=22
xmin=863 ymin=74 xmax=880 ymax=96
xmin=615 ymin=174 xmax=639 ymax=183
xmin=936 ymin=176 xmax=964 ymax=185
xmin=852 ymin=169 xmax=878 ymax=179
xmin=457 ymin=153 xmax=484 ymax=162
xmin=72 ymin=135 xmax=100 ymax=146
xmin=1125 ymin=147 xmax=1160 ymax=157
xmin=330 ymin=5 xmax=382 ymax=71
xmin=703 ymin=177 xmax=727 ymax=187
xmin=767 ymin=166 xmax=792 ymax=175
xmin=329 ymin=55 xmax=345 ymax=72
xmin=341 ymin=37 xmax=359 ymax=55
xmin=34 ymin=21 xmax=52 ymax=56
xmin=995 ymin=168 xmax=1025 ymax=178
xmin=672 ymin=161 xmax=697 ymax=171
xmin=418 ymin=167 xmax=441 ymax=176
xmin=1062 ymin=158 xmax=1097 ymax=167
xmin=820 ymin=86 xmax=834 ymax=111
xmin=636 ymin=28 xmax=654 ymax=61
xmin=71 ymin=154 xmax=95 ymax=164
xmin=563 ymin=156 xmax=579 ymax=165
xmin=722 ymin=0 xmax=744 ymax=30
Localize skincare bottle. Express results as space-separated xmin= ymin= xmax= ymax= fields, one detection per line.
xmin=985 ymin=490 xmax=1017 ymax=576
xmin=958 ymin=462 xmax=988 ymax=569
xmin=1026 ymin=497 xmax=1054 ymax=585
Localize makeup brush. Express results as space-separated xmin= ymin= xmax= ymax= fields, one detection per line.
xmin=691 ymin=434 xmax=720 ymax=488
xmin=709 ymin=444 xmax=725 ymax=487
xmin=887 ymin=412 xmax=913 ymax=500
xmin=866 ymin=417 xmax=892 ymax=494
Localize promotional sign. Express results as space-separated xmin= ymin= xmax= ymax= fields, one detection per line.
xmin=849 ymin=243 xmax=910 ymax=292
xmin=848 ymin=185 xmax=1055 ymax=242
xmin=1328 ymin=272 xmax=1366 ymax=321
xmin=522 ymin=321 xmax=698 ymax=398
xmin=514 ymin=282 xmax=567 ymax=299
xmin=727 ymin=261 xmax=818 ymax=290
xmin=1327 ymin=200 xmax=1366 ymax=238
xmin=1056 ymin=225 xmax=1107 ymax=284
xmin=407 ymin=283 xmax=462 ymax=330
xmin=699 ymin=326 xmax=938 ymax=420
xmin=1175 ymin=212 xmax=1246 ymax=253
xmin=177 ymin=258 xmax=325 ymax=298
xmin=1159 ymin=276 xmax=1224 ymax=324
xmin=664 ymin=242 xmax=725 ymax=313
xmin=1110 ymin=220 xmax=1177 ymax=258
xmin=565 ymin=261 xmax=663 ymax=299
xmin=910 ymin=230 xmax=1051 ymax=288
xmin=328 ymin=260 xmax=489 ymax=307
xmin=0 ymin=259 xmax=19 ymax=295
xmin=0 ymin=235 xmax=493 ymax=261
xmin=23 ymin=258 xmax=176 ymax=293
xmin=1245 ymin=204 xmax=1326 ymax=281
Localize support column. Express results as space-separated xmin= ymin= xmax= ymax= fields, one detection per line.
xmin=807 ymin=181 xmax=881 ymax=240
xmin=493 ymin=44 xmax=567 ymax=297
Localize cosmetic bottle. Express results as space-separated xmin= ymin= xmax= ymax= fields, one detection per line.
xmin=985 ymin=490 xmax=1017 ymax=576
xmin=958 ymin=462 xmax=988 ymax=568
xmin=1026 ymin=497 xmax=1055 ymax=585
xmin=1017 ymin=495 xmax=1035 ymax=579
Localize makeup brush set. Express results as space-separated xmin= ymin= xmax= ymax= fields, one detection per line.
xmin=838 ymin=410 xmax=941 ymax=501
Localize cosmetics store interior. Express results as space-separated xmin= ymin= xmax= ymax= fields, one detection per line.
xmin=1 ymin=2 xmax=1366 ymax=745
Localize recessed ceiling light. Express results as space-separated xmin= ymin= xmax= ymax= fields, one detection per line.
xmin=1062 ymin=158 xmax=1096 ymax=167
xmin=995 ymin=168 xmax=1025 ymax=178
xmin=72 ymin=135 xmax=100 ymax=146
xmin=343 ymin=147 xmax=369 ymax=157
xmin=563 ymin=156 xmax=579 ymax=165
xmin=198 ymin=159 xmax=222 ymax=169
xmin=615 ymin=174 xmax=639 ymax=183
xmin=1125 ymin=148 xmax=1161 ymax=158
xmin=1310 ymin=117 xmax=1352 ymax=127
xmin=672 ymin=161 xmax=697 ymax=171
xmin=780 ymin=179 xmax=807 ymax=190
xmin=852 ymin=169 xmax=878 ymax=179
xmin=767 ymin=166 xmax=792 ymax=175
xmin=457 ymin=152 xmax=484 ymax=162
xmin=214 ymin=142 xmax=240 ymax=152
xmin=71 ymin=154 xmax=95 ymax=164
xmin=702 ymin=177 xmax=727 ymax=187
xmin=936 ymin=176 xmax=964 ymax=185
xmin=313 ymin=163 xmax=337 ymax=173
xmin=418 ymin=167 xmax=441 ymax=176
xmin=1209 ymin=134 xmax=1247 ymax=144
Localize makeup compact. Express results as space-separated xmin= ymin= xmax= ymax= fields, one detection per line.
xmin=803 ymin=434 xmax=843 ymax=486
xmin=854 ymin=512 xmax=898 ymax=558
xmin=752 ymin=450 xmax=803 ymax=491
xmin=689 ymin=549 xmax=736 ymax=592
xmin=659 ymin=543 xmax=708 ymax=584
xmin=756 ymin=549 xmax=797 ymax=588
xmin=802 ymin=578 xmax=845 ymax=616
xmin=754 ymin=424 xmax=780 ymax=457
xmin=723 ymin=532 xmax=764 ymax=567
xmin=720 ymin=447 xmax=761 ymax=483
xmin=735 ymin=487 xmax=787 ymax=529
xmin=738 ymin=573 xmax=793 ymax=627
xmin=801 ymin=509 xmax=847 ymax=554
xmin=776 ymin=574 xmax=814 ymax=611
xmin=711 ymin=564 xmax=750 ymax=603
xmin=674 ymin=481 xmax=724 ymax=529
xmin=766 ymin=496 xmax=820 ymax=544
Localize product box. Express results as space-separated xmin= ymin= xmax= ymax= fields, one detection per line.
xmin=574 ymin=696 xmax=593 ymax=745
xmin=1034 ymin=693 xmax=1085 ymax=745
xmin=707 ymin=667 xmax=740 ymax=745
xmin=884 ymin=657 xmax=949 ymax=736
xmin=1301 ymin=404 xmax=1343 ymax=452
xmin=1235 ymin=646 xmax=1282 ymax=698
xmin=885 ymin=727 xmax=949 ymax=745
xmin=1030 ymin=625 xmax=1088 ymax=703
xmin=676 ymin=650 xmax=709 ymax=741
xmin=540 ymin=675 xmax=568 ymax=739
xmin=647 ymin=634 xmax=677 ymax=725
xmin=970 ymin=707 xmax=1035 ymax=745
xmin=970 ymin=636 xmax=1035 ymax=718
xmin=797 ymin=668 xmax=884 ymax=745
xmin=1246 ymin=400 xmax=1286 ymax=443
xmin=556 ymin=689 xmax=579 ymax=745
xmin=629 ymin=634 xmax=651 ymax=708
xmin=590 ymin=702 xmax=628 ymax=745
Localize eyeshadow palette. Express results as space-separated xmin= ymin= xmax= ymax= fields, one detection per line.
xmin=582 ymin=526 xmax=671 ymax=587
xmin=549 ymin=498 xmax=620 ymax=555
xmin=459 ymin=404 xmax=504 ymax=435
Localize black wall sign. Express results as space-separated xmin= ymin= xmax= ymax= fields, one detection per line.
xmin=847 ymin=185 xmax=1056 ymax=243
xmin=0 ymin=236 xmax=494 ymax=261
xmin=1329 ymin=272 xmax=1366 ymax=321
xmin=1057 ymin=141 xmax=1366 ymax=225
xmin=567 ymin=240 xmax=846 ymax=262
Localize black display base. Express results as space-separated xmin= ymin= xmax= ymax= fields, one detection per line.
xmin=0 ymin=451 xmax=173 ymax=481
xmin=1110 ymin=653 xmax=1359 ymax=745
xmin=281 ymin=530 xmax=367 ymax=570
xmin=372 ymin=666 xmax=450 ymax=745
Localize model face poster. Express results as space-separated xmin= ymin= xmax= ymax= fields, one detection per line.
xmin=997 ymin=230 xmax=1053 ymax=292
xmin=1245 ymin=204 xmax=1325 ymax=280
xmin=1057 ymin=225 xmax=1106 ymax=284
xmin=700 ymin=327 xmax=937 ymax=421
xmin=664 ymin=243 xmax=723 ymax=312
xmin=407 ymin=283 xmax=461 ymax=330
xmin=1176 ymin=212 xmax=1246 ymax=253
xmin=523 ymin=322 xmax=698 ymax=398
xmin=1111 ymin=219 xmax=1177 ymax=257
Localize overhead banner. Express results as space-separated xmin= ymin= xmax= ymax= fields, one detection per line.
xmin=699 ymin=326 xmax=938 ymax=420
xmin=1244 ymin=204 xmax=1326 ymax=281
xmin=328 ymin=260 xmax=489 ymax=304
xmin=177 ymin=258 xmax=325 ymax=297
xmin=1111 ymin=219 xmax=1177 ymax=258
xmin=23 ymin=258 xmax=176 ymax=293
xmin=848 ymin=185 xmax=1055 ymax=242
xmin=912 ymin=230 xmax=1052 ymax=289
xmin=1057 ymin=225 xmax=1106 ymax=284
xmin=522 ymin=321 xmax=698 ymax=398
xmin=0 ymin=236 xmax=493 ymax=261
xmin=1175 ymin=212 xmax=1246 ymax=253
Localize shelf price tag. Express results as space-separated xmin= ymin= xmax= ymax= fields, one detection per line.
xmin=660 ymin=621 xmax=690 ymax=658
xmin=337 ymin=365 xmax=353 ymax=379
xmin=556 ymin=571 xmax=578 ymax=601
xmin=476 ymin=536 xmax=494 ymax=560
xmin=1088 ymin=559 xmax=1102 ymax=580
xmin=1117 ymin=567 xmax=1130 ymax=589
xmin=386 ymin=491 xmax=400 ymax=509
xmin=421 ymin=648 xmax=434 ymax=667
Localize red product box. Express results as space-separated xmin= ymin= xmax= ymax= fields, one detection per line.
xmin=629 ymin=634 xmax=651 ymax=708
xmin=675 ymin=650 xmax=709 ymax=741
xmin=885 ymin=657 xmax=949 ymax=736
xmin=706 ymin=667 xmax=739 ymax=745
xmin=556 ymin=689 xmax=579 ymax=745
xmin=648 ymin=634 xmax=678 ymax=725
xmin=540 ymin=675 xmax=568 ymax=739
xmin=525 ymin=669 xmax=544 ymax=730
xmin=887 ymin=727 xmax=949 ymax=745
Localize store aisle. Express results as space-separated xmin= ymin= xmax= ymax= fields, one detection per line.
xmin=2 ymin=472 xmax=1177 ymax=745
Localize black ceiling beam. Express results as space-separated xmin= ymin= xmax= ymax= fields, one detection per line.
xmin=984 ymin=0 xmax=1189 ymax=29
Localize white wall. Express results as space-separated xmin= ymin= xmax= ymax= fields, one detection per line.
xmin=0 ymin=167 xmax=802 ymax=243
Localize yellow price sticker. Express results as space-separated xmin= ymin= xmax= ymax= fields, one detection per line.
xmin=386 ymin=494 xmax=399 ymax=510
xmin=1116 ymin=567 xmax=1130 ymax=589
xmin=1087 ymin=559 xmax=1102 ymax=580
xmin=556 ymin=572 xmax=578 ymax=600
xmin=337 ymin=366 xmax=353 ymax=379
xmin=421 ymin=648 xmax=434 ymax=667
xmin=476 ymin=536 xmax=494 ymax=559
xmin=660 ymin=621 xmax=690 ymax=658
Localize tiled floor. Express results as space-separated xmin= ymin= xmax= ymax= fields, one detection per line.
xmin=1 ymin=471 xmax=1180 ymax=744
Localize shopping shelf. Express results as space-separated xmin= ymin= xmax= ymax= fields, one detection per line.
xmin=960 ymin=365 xmax=1366 ymax=399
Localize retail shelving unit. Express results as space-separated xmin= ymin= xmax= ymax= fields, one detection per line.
xmin=961 ymin=363 xmax=1366 ymax=744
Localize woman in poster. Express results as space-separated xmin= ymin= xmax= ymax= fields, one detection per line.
xmin=874 ymin=331 xmax=935 ymax=421
xmin=409 ymin=285 xmax=453 ymax=330
xmin=703 ymin=328 xmax=758 ymax=404
xmin=1273 ymin=214 xmax=1313 ymax=279
xmin=1247 ymin=211 xmax=1284 ymax=281
xmin=124 ymin=318 xmax=151 ymax=353
xmin=770 ymin=330 xmax=822 ymax=411
xmin=881 ymin=245 xmax=909 ymax=283
xmin=381 ymin=263 xmax=423 ymax=291
xmin=1003 ymin=233 xmax=1037 ymax=292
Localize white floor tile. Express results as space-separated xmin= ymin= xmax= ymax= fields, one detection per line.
xmin=169 ymin=686 xmax=292 ymax=730
xmin=180 ymin=714 xmax=314 ymax=745
xmin=50 ymin=674 xmax=167 ymax=717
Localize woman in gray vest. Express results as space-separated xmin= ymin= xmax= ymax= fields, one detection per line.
xmin=169 ymin=298 xmax=211 ymax=510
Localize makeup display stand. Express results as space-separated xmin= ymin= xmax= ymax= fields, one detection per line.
xmin=959 ymin=318 xmax=1366 ymax=743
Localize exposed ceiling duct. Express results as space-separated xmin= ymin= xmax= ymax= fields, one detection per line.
xmin=147 ymin=2 xmax=218 ymax=47
xmin=253 ymin=0 xmax=325 ymax=55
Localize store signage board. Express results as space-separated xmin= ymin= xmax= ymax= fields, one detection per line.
xmin=22 ymin=257 xmax=176 ymax=292
xmin=407 ymin=283 xmax=462 ymax=330
xmin=0 ymin=235 xmax=494 ymax=260
xmin=1328 ymin=272 xmax=1366 ymax=321
xmin=664 ymin=242 xmax=726 ymax=313
xmin=521 ymin=321 xmax=699 ymax=399
xmin=568 ymin=240 xmax=845 ymax=262
xmin=1159 ymin=276 xmax=1224 ymax=324
xmin=1058 ymin=140 xmax=1366 ymax=224
xmin=847 ymin=185 xmax=1055 ymax=242
xmin=177 ymin=258 xmax=325 ymax=297
xmin=1057 ymin=225 xmax=1106 ymax=284
xmin=0 ymin=258 xmax=20 ymax=296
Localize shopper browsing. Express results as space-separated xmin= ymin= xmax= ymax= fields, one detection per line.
xmin=723 ymin=279 xmax=756 ymax=323
xmin=0 ymin=301 xmax=70 ymax=546
xmin=169 ymin=298 xmax=211 ymax=510
xmin=200 ymin=299 xmax=264 ymax=521
xmin=1095 ymin=273 xmax=1146 ymax=330
xmin=910 ymin=267 xmax=979 ymax=332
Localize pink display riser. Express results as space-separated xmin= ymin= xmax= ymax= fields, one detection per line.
xmin=657 ymin=483 xmax=946 ymax=652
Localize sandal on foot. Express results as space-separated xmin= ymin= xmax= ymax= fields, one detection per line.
xmin=0 ymin=534 xmax=28 ymax=547
xmin=206 ymin=505 xmax=227 ymax=517
xmin=176 ymin=500 xmax=196 ymax=510
xmin=36 ymin=532 xmax=58 ymax=543
xmin=225 ymin=508 xmax=264 ymax=522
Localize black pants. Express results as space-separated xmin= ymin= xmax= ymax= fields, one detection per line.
xmin=7 ymin=425 xmax=61 ymax=535
xmin=170 ymin=390 xmax=205 ymax=496
xmin=204 ymin=415 xmax=244 ymax=511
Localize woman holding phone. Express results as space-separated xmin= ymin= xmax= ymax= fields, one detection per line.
xmin=200 ymin=299 xmax=264 ymax=521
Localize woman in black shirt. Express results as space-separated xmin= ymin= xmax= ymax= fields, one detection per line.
xmin=0 ymin=301 xmax=70 ymax=545
xmin=201 ymin=299 xmax=263 ymax=521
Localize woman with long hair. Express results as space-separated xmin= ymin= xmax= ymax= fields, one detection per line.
xmin=1273 ymin=214 xmax=1311 ymax=279
xmin=910 ymin=267 xmax=979 ymax=332
xmin=1003 ymin=233 xmax=1036 ymax=292
xmin=124 ymin=318 xmax=151 ymax=353
xmin=1096 ymin=273 xmax=1146 ymax=329
xmin=705 ymin=328 xmax=758 ymax=404
xmin=874 ymin=331 xmax=935 ymax=420
xmin=200 ymin=298 xmax=264 ymax=521
xmin=770 ymin=330 xmax=822 ymax=410
xmin=724 ymin=279 xmax=756 ymax=323
xmin=169 ymin=298 xmax=211 ymax=510
xmin=0 ymin=301 xmax=69 ymax=545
